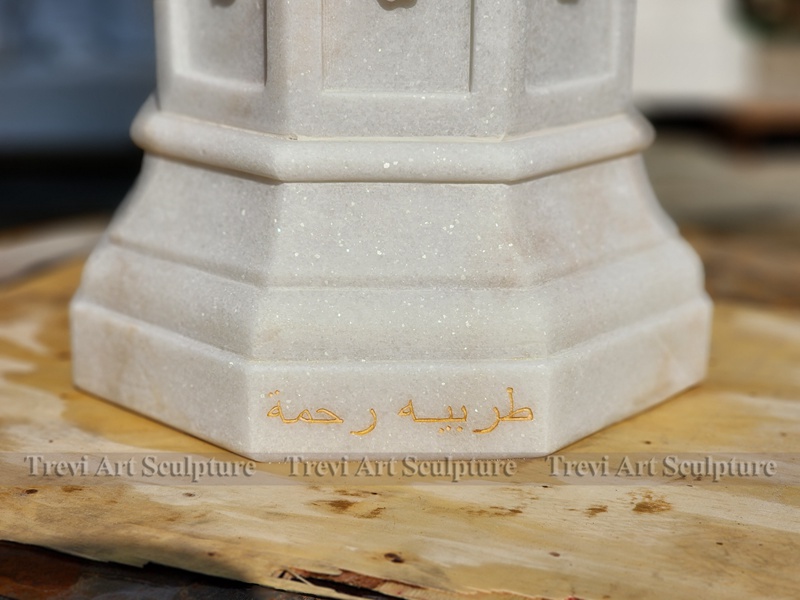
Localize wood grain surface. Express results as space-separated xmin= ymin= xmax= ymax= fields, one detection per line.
xmin=0 ymin=258 xmax=798 ymax=600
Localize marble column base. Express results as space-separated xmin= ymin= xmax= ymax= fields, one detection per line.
xmin=71 ymin=143 xmax=711 ymax=461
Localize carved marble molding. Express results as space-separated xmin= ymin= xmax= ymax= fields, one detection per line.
xmin=71 ymin=0 xmax=711 ymax=460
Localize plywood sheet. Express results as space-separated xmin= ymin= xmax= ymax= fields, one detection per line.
xmin=0 ymin=260 xmax=798 ymax=600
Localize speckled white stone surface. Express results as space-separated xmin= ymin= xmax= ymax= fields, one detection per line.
xmin=71 ymin=0 xmax=711 ymax=461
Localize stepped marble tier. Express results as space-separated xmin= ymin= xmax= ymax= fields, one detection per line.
xmin=71 ymin=0 xmax=711 ymax=460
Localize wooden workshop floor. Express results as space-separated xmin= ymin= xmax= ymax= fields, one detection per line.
xmin=0 ymin=239 xmax=798 ymax=600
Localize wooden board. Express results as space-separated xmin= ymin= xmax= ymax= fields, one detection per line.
xmin=0 ymin=259 xmax=798 ymax=600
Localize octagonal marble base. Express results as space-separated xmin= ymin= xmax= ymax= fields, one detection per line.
xmin=71 ymin=144 xmax=711 ymax=461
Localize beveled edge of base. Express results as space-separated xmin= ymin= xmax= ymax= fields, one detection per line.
xmin=71 ymin=294 xmax=711 ymax=462
xmin=132 ymin=98 xmax=653 ymax=184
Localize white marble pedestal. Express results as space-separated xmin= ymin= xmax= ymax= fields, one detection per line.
xmin=71 ymin=0 xmax=711 ymax=460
